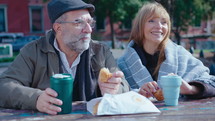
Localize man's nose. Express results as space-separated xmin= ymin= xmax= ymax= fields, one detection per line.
xmin=82 ymin=23 xmax=92 ymax=33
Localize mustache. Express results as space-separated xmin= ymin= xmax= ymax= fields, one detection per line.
xmin=71 ymin=34 xmax=91 ymax=43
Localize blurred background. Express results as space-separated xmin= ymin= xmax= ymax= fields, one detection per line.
xmin=0 ymin=0 xmax=215 ymax=74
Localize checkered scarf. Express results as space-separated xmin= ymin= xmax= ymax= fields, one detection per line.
xmin=118 ymin=40 xmax=215 ymax=89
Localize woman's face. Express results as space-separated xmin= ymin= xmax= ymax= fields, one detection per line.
xmin=143 ymin=16 xmax=168 ymax=45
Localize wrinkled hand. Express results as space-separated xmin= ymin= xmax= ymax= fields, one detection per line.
xmin=99 ymin=71 xmax=123 ymax=95
xmin=180 ymin=80 xmax=200 ymax=95
xmin=139 ymin=81 xmax=159 ymax=98
xmin=36 ymin=88 xmax=62 ymax=115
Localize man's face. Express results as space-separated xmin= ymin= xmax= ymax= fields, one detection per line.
xmin=57 ymin=9 xmax=93 ymax=53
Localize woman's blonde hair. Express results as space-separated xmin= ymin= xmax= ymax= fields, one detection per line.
xmin=130 ymin=2 xmax=171 ymax=79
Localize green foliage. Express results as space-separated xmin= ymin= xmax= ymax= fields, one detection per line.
xmin=0 ymin=57 xmax=15 ymax=63
xmin=122 ymin=0 xmax=145 ymax=20
xmin=0 ymin=52 xmax=18 ymax=63
xmin=85 ymin=0 xmax=215 ymax=46
xmin=92 ymin=0 xmax=144 ymax=23
xmin=157 ymin=0 xmax=214 ymax=31
xmin=157 ymin=0 xmax=215 ymax=44
xmin=43 ymin=0 xmax=49 ymax=3
xmin=173 ymin=0 xmax=213 ymax=31
xmin=84 ymin=0 xmax=146 ymax=48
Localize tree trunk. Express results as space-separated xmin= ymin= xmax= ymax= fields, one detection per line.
xmin=109 ymin=17 xmax=116 ymax=49
xmin=174 ymin=30 xmax=181 ymax=45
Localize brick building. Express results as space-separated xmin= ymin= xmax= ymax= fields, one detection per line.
xmin=0 ymin=0 xmax=214 ymax=48
xmin=0 ymin=0 xmax=50 ymax=36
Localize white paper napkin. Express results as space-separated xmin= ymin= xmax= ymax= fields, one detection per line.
xmin=87 ymin=91 xmax=160 ymax=115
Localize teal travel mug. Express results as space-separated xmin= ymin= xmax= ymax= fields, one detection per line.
xmin=160 ymin=75 xmax=182 ymax=106
xmin=50 ymin=74 xmax=74 ymax=114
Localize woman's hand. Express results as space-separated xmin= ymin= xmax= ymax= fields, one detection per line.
xmin=165 ymin=73 xmax=200 ymax=95
xmin=139 ymin=81 xmax=159 ymax=98
xmin=36 ymin=88 xmax=62 ymax=115
xmin=180 ymin=80 xmax=200 ymax=95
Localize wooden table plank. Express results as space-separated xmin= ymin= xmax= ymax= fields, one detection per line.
xmin=0 ymin=97 xmax=215 ymax=121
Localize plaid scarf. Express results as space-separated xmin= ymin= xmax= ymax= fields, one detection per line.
xmin=118 ymin=40 xmax=215 ymax=89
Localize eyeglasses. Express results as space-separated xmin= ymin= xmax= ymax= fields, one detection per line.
xmin=56 ymin=18 xmax=96 ymax=29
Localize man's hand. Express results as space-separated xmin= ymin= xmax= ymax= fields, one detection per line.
xmin=98 ymin=71 xmax=123 ymax=95
xmin=36 ymin=88 xmax=62 ymax=115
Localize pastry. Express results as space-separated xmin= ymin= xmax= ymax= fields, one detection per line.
xmin=98 ymin=68 xmax=112 ymax=82
xmin=153 ymin=89 xmax=164 ymax=101
xmin=93 ymin=101 xmax=100 ymax=115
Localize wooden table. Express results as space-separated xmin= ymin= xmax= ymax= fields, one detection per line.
xmin=1 ymin=97 xmax=215 ymax=121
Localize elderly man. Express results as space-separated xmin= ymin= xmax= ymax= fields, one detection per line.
xmin=0 ymin=0 xmax=129 ymax=115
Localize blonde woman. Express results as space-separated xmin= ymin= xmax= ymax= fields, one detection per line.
xmin=118 ymin=2 xmax=215 ymax=99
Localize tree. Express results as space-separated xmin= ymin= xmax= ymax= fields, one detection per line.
xmin=156 ymin=0 xmax=214 ymax=45
xmin=85 ymin=0 xmax=144 ymax=48
xmin=43 ymin=0 xmax=49 ymax=3
xmin=202 ymin=0 xmax=215 ymax=20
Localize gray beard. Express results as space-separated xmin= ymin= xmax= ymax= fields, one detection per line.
xmin=67 ymin=40 xmax=90 ymax=53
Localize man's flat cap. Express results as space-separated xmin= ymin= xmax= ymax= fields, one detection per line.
xmin=48 ymin=0 xmax=95 ymax=23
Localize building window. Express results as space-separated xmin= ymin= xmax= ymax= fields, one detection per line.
xmin=0 ymin=5 xmax=7 ymax=32
xmin=29 ymin=6 xmax=44 ymax=33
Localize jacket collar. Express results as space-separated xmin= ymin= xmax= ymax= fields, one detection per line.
xmin=88 ymin=40 xmax=96 ymax=58
xmin=39 ymin=30 xmax=56 ymax=53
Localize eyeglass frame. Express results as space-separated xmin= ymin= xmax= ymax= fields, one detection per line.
xmin=55 ymin=18 xmax=96 ymax=29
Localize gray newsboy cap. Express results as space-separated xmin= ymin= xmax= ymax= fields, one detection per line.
xmin=48 ymin=0 xmax=95 ymax=23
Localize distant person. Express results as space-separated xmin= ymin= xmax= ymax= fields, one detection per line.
xmin=209 ymin=53 xmax=215 ymax=75
xmin=189 ymin=46 xmax=194 ymax=54
xmin=117 ymin=2 xmax=215 ymax=99
xmin=213 ymin=52 xmax=215 ymax=62
xmin=0 ymin=0 xmax=129 ymax=115
xmin=199 ymin=49 xmax=204 ymax=58
xmin=210 ymin=64 xmax=215 ymax=75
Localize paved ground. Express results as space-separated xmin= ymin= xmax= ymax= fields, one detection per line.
xmin=0 ymin=67 xmax=7 ymax=74
xmin=110 ymin=49 xmax=125 ymax=60
xmin=0 ymin=62 xmax=11 ymax=74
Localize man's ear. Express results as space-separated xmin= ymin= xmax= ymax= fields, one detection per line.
xmin=53 ymin=23 xmax=61 ymax=34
